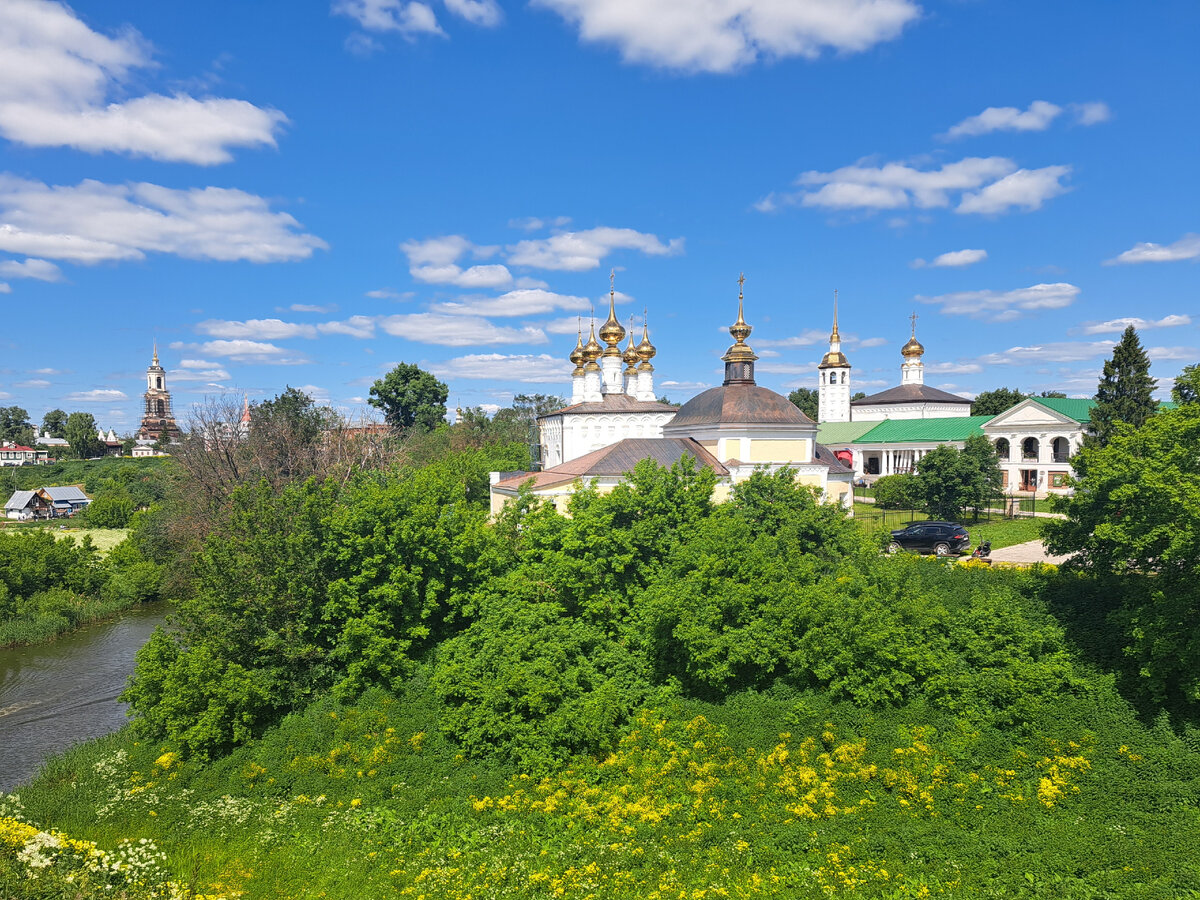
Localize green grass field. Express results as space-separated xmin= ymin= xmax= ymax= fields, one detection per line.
xmin=852 ymin=502 xmax=1045 ymax=550
xmin=0 ymin=523 xmax=129 ymax=555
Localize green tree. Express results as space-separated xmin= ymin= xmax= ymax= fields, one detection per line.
xmin=1172 ymin=363 xmax=1200 ymax=405
xmin=64 ymin=412 xmax=104 ymax=459
xmin=41 ymin=408 xmax=67 ymax=439
xmin=1038 ymin=390 xmax=1067 ymax=399
xmin=873 ymin=473 xmax=922 ymax=510
xmin=971 ymin=388 xmax=1027 ymax=417
xmin=1088 ymin=325 xmax=1158 ymax=447
xmin=787 ymin=387 xmax=818 ymax=420
xmin=1044 ymin=404 xmax=1200 ymax=705
xmin=0 ymin=406 xmax=34 ymax=446
xmin=851 ymin=391 xmax=867 ymax=402
xmin=915 ymin=436 xmax=1002 ymax=521
xmin=369 ymin=363 xmax=448 ymax=434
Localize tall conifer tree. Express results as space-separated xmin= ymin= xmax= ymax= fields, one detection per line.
xmin=1087 ymin=325 xmax=1157 ymax=447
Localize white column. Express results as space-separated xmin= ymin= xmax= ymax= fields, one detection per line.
xmin=571 ymin=373 xmax=584 ymax=405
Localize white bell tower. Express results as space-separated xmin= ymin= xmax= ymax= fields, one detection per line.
xmin=817 ymin=291 xmax=851 ymax=423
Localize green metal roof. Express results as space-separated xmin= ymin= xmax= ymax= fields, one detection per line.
xmin=851 ymin=415 xmax=995 ymax=444
xmin=1033 ymin=397 xmax=1096 ymax=422
xmin=816 ymin=421 xmax=879 ymax=445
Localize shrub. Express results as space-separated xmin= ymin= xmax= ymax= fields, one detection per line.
xmin=872 ymin=473 xmax=923 ymax=509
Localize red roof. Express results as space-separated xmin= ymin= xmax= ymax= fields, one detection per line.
xmin=3 ymin=445 xmax=36 ymax=452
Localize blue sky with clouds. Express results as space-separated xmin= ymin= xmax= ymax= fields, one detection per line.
xmin=1 ymin=0 xmax=1197 ymax=431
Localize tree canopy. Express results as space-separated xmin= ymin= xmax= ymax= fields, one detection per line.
xmin=787 ymin=387 xmax=818 ymax=420
xmin=1088 ymin=325 xmax=1157 ymax=447
xmin=369 ymin=363 xmax=449 ymax=434
xmin=0 ymin=406 xmax=34 ymax=446
xmin=915 ymin=435 xmax=1002 ymax=520
xmin=65 ymin=412 xmax=103 ymax=459
xmin=1173 ymin=363 xmax=1200 ymax=405
xmin=971 ymin=387 xmax=1027 ymax=417
xmin=41 ymin=408 xmax=67 ymax=439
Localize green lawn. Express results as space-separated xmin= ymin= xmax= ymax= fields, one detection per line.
xmin=0 ymin=522 xmax=129 ymax=555
xmin=852 ymin=502 xmax=1045 ymax=550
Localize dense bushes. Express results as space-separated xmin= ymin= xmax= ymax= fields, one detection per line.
xmin=125 ymin=455 xmax=1092 ymax=764
xmin=0 ymin=519 xmax=163 ymax=646
xmin=871 ymin=472 xmax=922 ymax=509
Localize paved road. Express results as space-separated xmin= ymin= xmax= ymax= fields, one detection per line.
xmin=985 ymin=539 xmax=1073 ymax=565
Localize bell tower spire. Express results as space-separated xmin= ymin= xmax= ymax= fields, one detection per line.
xmin=721 ymin=273 xmax=758 ymax=386
xmin=818 ymin=289 xmax=852 ymax=423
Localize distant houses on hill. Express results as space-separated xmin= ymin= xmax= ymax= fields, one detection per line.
xmin=4 ymin=486 xmax=91 ymax=520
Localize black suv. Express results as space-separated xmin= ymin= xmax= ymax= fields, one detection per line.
xmin=888 ymin=521 xmax=970 ymax=556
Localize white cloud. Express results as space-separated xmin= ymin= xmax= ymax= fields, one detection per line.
xmin=1146 ymin=346 xmax=1197 ymax=362
xmin=942 ymin=101 xmax=1062 ymax=139
xmin=1106 ymin=233 xmax=1200 ymax=265
xmin=956 ymin=166 xmax=1071 ymax=214
xmin=756 ymin=329 xmax=829 ymax=348
xmin=0 ymin=257 xmax=62 ymax=280
xmin=401 ymin=234 xmax=484 ymax=265
xmin=912 ymin=248 xmax=987 ymax=269
xmin=169 ymin=363 xmax=231 ymax=383
xmin=0 ymin=391 xmax=10 ymax=399
xmin=532 ymin=0 xmax=920 ymax=73
xmin=379 ymin=314 xmax=547 ymax=346
xmin=15 ymin=379 xmax=51 ymax=388
xmin=857 ymin=337 xmax=888 ymax=348
xmin=411 ymin=262 xmax=514 ymax=288
xmin=365 ymin=288 xmax=412 ymax=300
xmin=318 ymin=316 xmax=377 ymax=339
xmin=659 ymin=380 xmax=711 ymax=392
xmin=1077 ymin=314 xmax=1191 ymax=336
xmin=758 ymin=361 xmax=816 ymax=375
xmin=429 ymin=353 xmax=570 ymax=382
xmin=979 ymin=341 xmax=1124 ymax=366
xmin=787 ymin=157 xmax=1018 ymax=211
xmin=918 ymin=282 xmax=1080 ymax=321
xmin=544 ymin=316 xmax=589 ymax=335
xmin=288 ymin=303 xmax=338 ymax=313
xmin=178 ymin=339 xmax=311 ymax=364
xmin=432 ymin=288 xmax=593 ymax=317
xmin=0 ymin=0 xmax=286 ymax=164
xmin=65 ymin=388 xmax=127 ymax=402
xmin=293 ymin=384 xmax=331 ymax=403
xmin=443 ymin=0 xmax=503 ymax=26
xmin=0 ymin=282 xmax=9 ymax=293
xmin=333 ymin=0 xmax=444 ymax=36
xmin=925 ymin=361 xmax=983 ymax=374
xmin=197 ymin=318 xmax=319 ymax=340
xmin=1072 ymin=101 xmax=1111 ymax=125
xmin=0 ymin=176 xmax=326 ymax=263
xmin=34 ymin=368 xmax=62 ymax=375
xmin=507 ymin=226 xmax=683 ymax=271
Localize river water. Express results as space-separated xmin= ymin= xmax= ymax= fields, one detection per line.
xmin=0 ymin=604 xmax=169 ymax=793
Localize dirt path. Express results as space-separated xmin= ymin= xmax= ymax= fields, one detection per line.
xmin=985 ymin=539 xmax=1073 ymax=565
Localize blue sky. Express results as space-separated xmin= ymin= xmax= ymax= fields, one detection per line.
xmin=1 ymin=0 xmax=1197 ymax=432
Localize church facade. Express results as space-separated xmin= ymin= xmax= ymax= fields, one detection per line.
xmin=490 ymin=279 xmax=854 ymax=515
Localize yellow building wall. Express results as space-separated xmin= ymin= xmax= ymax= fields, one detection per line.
xmin=748 ymin=439 xmax=811 ymax=463
xmin=698 ymin=440 xmax=718 ymax=456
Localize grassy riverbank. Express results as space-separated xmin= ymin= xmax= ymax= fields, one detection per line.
xmin=0 ymin=525 xmax=162 ymax=649
xmin=6 ymin=678 xmax=1200 ymax=899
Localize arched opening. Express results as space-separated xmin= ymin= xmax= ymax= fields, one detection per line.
xmin=155 ymin=399 xmax=165 ymax=417
xmin=995 ymin=438 xmax=1010 ymax=460
xmin=156 ymin=376 xmax=162 ymax=389
xmin=1021 ymin=437 xmax=1039 ymax=461
xmin=1052 ymin=437 xmax=1070 ymax=462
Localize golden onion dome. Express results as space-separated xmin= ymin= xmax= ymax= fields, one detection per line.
xmin=722 ymin=274 xmax=757 ymax=364
xmin=901 ymin=335 xmax=925 ymax=358
xmin=569 ymin=328 xmax=586 ymax=368
xmin=636 ymin=319 xmax=656 ymax=362
xmin=622 ymin=323 xmax=640 ymax=369
xmin=582 ymin=320 xmax=603 ymax=361
xmin=598 ymin=275 xmax=626 ymax=352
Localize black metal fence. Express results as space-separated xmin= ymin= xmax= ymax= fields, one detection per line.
xmin=850 ymin=483 xmax=1048 ymax=532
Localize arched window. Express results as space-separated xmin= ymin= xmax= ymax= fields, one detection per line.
xmin=156 ymin=377 xmax=162 ymax=389
xmin=1022 ymin=437 xmax=1039 ymax=461
xmin=1052 ymin=437 xmax=1070 ymax=462
xmin=155 ymin=399 xmax=165 ymax=417
xmin=995 ymin=438 xmax=1010 ymax=460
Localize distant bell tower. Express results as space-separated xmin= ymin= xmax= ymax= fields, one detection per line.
xmin=817 ymin=290 xmax=851 ymax=423
xmin=137 ymin=343 xmax=181 ymax=442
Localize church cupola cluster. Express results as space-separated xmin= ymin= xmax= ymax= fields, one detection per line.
xmin=137 ymin=343 xmax=181 ymax=443
xmin=721 ymin=274 xmax=757 ymax=386
xmin=818 ymin=291 xmax=852 ymax=423
xmin=568 ymin=272 xmax=659 ymax=404
xmin=900 ymin=312 xmax=925 ymax=385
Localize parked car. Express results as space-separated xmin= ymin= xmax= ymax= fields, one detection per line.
xmin=888 ymin=521 xmax=970 ymax=556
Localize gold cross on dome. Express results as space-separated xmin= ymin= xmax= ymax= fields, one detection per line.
xmin=737 ymin=272 xmax=745 ymax=299
xmin=909 ymin=311 xmax=919 ymax=335
xmin=610 ymin=268 xmax=615 ymax=295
